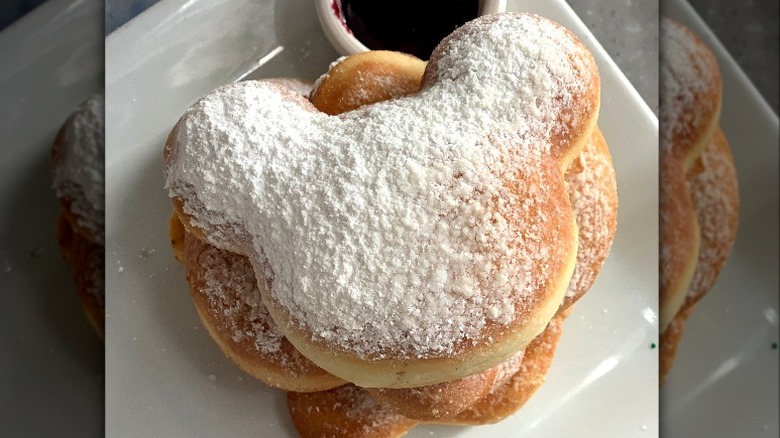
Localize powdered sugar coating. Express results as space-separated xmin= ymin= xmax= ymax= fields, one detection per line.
xmin=189 ymin=236 xmax=329 ymax=377
xmin=288 ymin=385 xmax=415 ymax=437
xmin=52 ymin=94 xmax=105 ymax=243
xmin=339 ymin=387 xmax=409 ymax=433
xmin=197 ymin=242 xmax=284 ymax=356
xmin=487 ymin=348 xmax=527 ymax=394
xmin=166 ymin=13 xmax=597 ymax=359
xmin=425 ymin=13 xmax=595 ymax=160
xmin=368 ymin=346 xmax=526 ymax=420
xmin=268 ymin=78 xmax=313 ymax=98
xmin=563 ymin=132 xmax=617 ymax=300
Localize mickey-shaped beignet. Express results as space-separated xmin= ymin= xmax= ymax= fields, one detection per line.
xmin=164 ymin=13 xmax=599 ymax=388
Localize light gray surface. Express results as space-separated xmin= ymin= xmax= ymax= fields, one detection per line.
xmin=686 ymin=0 xmax=779 ymax=115
xmin=567 ymin=0 xmax=659 ymax=115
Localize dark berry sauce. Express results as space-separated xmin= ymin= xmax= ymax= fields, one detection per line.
xmin=340 ymin=0 xmax=479 ymax=60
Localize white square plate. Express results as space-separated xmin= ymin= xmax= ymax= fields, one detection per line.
xmin=0 ymin=0 xmax=103 ymax=435
xmin=105 ymin=0 xmax=659 ymax=436
xmin=660 ymin=1 xmax=780 ymax=436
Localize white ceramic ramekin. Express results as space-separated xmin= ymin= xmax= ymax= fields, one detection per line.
xmin=315 ymin=0 xmax=507 ymax=57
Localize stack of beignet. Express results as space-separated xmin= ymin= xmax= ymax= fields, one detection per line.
xmin=52 ymin=93 xmax=105 ymax=339
xmin=165 ymin=13 xmax=617 ymax=436
xmin=659 ymin=17 xmax=739 ymax=383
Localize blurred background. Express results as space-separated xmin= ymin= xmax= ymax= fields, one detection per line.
xmin=1 ymin=0 xmax=103 ymax=436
